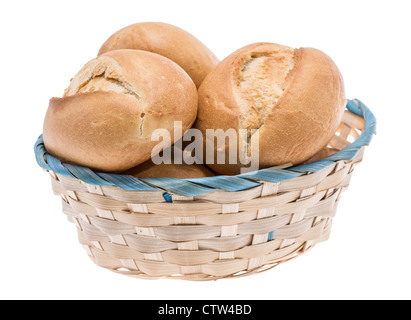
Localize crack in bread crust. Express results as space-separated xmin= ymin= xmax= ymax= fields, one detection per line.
xmin=64 ymin=56 xmax=141 ymax=100
xmin=77 ymin=76 xmax=140 ymax=100
xmin=236 ymin=48 xmax=296 ymax=133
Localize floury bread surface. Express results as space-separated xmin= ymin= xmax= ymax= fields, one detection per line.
xmin=98 ymin=22 xmax=220 ymax=88
xmin=43 ymin=50 xmax=198 ymax=172
xmin=195 ymin=42 xmax=346 ymax=175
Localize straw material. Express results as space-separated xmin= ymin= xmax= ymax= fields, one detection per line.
xmin=44 ymin=106 xmax=369 ymax=280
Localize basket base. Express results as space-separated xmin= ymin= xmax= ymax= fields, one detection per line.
xmin=107 ymin=244 xmax=317 ymax=281
xmin=76 ymin=224 xmax=330 ymax=281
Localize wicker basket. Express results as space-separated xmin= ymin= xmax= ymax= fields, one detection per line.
xmin=34 ymin=99 xmax=376 ymax=280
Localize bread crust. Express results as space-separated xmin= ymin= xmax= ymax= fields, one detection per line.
xmin=195 ymin=42 xmax=346 ymax=175
xmin=304 ymin=147 xmax=339 ymax=164
xmin=43 ymin=50 xmax=198 ymax=172
xmin=123 ymin=160 xmax=215 ymax=179
xmin=98 ymin=22 xmax=220 ymax=88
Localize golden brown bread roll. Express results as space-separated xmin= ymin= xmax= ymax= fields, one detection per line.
xmin=304 ymin=147 xmax=339 ymax=163
xmin=98 ymin=22 xmax=220 ymax=88
xmin=195 ymin=42 xmax=346 ymax=175
xmin=123 ymin=141 xmax=215 ymax=179
xmin=123 ymin=160 xmax=215 ymax=179
xmin=43 ymin=49 xmax=198 ymax=172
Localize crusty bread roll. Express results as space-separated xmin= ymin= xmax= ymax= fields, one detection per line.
xmin=43 ymin=49 xmax=198 ymax=172
xmin=195 ymin=42 xmax=346 ymax=175
xmin=123 ymin=160 xmax=215 ymax=179
xmin=305 ymin=147 xmax=339 ymax=163
xmin=123 ymin=141 xmax=215 ymax=179
xmin=98 ymin=22 xmax=220 ymax=88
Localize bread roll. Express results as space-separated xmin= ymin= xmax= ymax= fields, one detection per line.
xmin=195 ymin=42 xmax=346 ymax=175
xmin=305 ymin=147 xmax=339 ymax=163
xmin=43 ymin=50 xmax=198 ymax=172
xmin=123 ymin=140 xmax=215 ymax=179
xmin=123 ymin=160 xmax=215 ymax=179
xmin=98 ymin=22 xmax=220 ymax=88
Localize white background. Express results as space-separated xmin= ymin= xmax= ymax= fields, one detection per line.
xmin=1 ymin=0 xmax=410 ymax=300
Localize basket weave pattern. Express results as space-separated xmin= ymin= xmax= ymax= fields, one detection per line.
xmin=36 ymin=99 xmax=375 ymax=280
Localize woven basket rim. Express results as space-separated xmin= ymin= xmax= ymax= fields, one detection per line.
xmin=34 ymin=99 xmax=376 ymax=197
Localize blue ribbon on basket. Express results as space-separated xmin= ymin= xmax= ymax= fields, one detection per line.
xmin=34 ymin=99 xmax=376 ymax=198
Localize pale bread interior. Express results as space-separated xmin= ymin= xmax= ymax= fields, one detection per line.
xmin=64 ymin=56 xmax=139 ymax=99
xmin=237 ymin=46 xmax=296 ymax=132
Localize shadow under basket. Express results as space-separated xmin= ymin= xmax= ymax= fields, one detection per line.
xmin=34 ymin=99 xmax=376 ymax=281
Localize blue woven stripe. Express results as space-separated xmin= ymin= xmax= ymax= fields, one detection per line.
xmin=239 ymin=167 xmax=304 ymax=183
xmin=34 ymin=135 xmax=50 ymax=170
xmin=34 ymin=99 xmax=376 ymax=196
xmin=187 ymin=175 xmax=261 ymax=192
xmin=45 ymin=154 xmax=74 ymax=177
xmin=163 ymin=192 xmax=173 ymax=202
xmin=346 ymin=99 xmax=362 ymax=116
xmin=268 ymin=231 xmax=274 ymax=242
xmin=97 ymin=173 xmax=157 ymax=191
xmin=139 ymin=177 xmax=215 ymax=197
xmin=63 ymin=163 xmax=114 ymax=186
